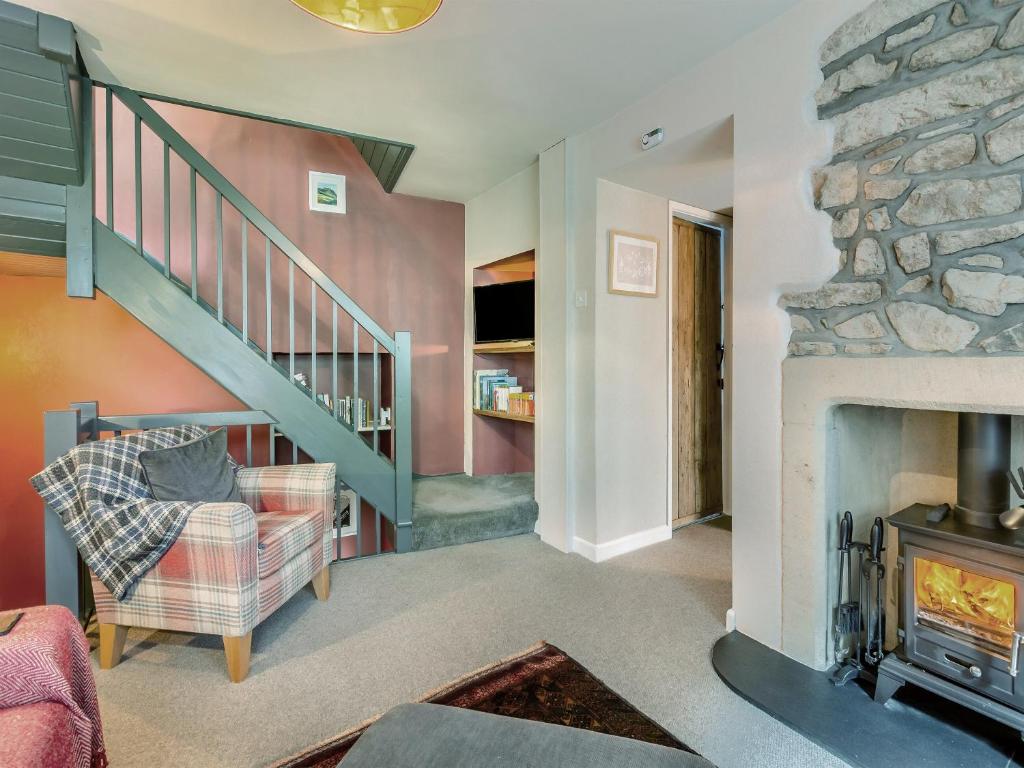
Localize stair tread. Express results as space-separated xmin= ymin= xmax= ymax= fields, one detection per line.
xmin=411 ymin=472 xmax=537 ymax=551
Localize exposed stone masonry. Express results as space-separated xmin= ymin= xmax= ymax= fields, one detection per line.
xmin=784 ymin=0 xmax=1024 ymax=355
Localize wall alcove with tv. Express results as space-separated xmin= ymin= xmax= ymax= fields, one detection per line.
xmin=471 ymin=250 xmax=535 ymax=475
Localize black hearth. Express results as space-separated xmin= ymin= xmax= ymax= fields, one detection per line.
xmin=876 ymin=412 xmax=1024 ymax=736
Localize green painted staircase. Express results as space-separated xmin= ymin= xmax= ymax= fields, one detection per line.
xmin=0 ymin=4 xmax=420 ymax=556
xmin=82 ymin=83 xmax=414 ymax=553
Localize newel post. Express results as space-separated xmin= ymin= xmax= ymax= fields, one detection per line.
xmin=66 ymin=77 xmax=95 ymax=298
xmin=394 ymin=331 xmax=413 ymax=553
xmin=43 ymin=408 xmax=82 ymax=615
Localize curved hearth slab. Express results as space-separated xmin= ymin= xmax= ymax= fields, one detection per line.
xmin=712 ymin=630 xmax=1019 ymax=768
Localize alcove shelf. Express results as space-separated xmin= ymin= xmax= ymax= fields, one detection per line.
xmin=472 ymin=340 xmax=535 ymax=355
xmin=470 ymin=249 xmax=536 ymax=475
xmin=473 ymin=408 xmax=535 ymax=424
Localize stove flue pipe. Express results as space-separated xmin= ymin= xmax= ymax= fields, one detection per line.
xmin=956 ymin=412 xmax=1011 ymax=529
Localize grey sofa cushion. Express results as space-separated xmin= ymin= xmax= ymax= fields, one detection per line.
xmin=339 ymin=703 xmax=714 ymax=768
xmin=138 ymin=428 xmax=241 ymax=503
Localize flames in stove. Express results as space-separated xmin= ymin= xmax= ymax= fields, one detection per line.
xmin=914 ymin=557 xmax=1015 ymax=651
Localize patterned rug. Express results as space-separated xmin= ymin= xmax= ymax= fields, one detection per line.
xmin=272 ymin=641 xmax=696 ymax=767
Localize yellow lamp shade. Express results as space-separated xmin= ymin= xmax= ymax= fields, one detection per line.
xmin=291 ymin=0 xmax=443 ymax=34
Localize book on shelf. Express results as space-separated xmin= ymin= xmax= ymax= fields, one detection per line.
xmin=473 ymin=368 xmax=534 ymax=418
xmin=508 ymin=391 xmax=535 ymax=417
xmin=473 ymin=369 xmax=508 ymax=409
xmin=492 ymin=385 xmax=522 ymax=413
xmin=329 ymin=395 xmax=390 ymax=431
xmin=478 ymin=376 xmax=517 ymax=412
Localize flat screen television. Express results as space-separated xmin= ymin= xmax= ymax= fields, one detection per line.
xmin=474 ymin=280 xmax=535 ymax=344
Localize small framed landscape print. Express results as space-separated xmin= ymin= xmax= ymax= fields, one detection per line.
xmin=309 ymin=171 xmax=346 ymax=214
xmin=609 ymin=230 xmax=659 ymax=297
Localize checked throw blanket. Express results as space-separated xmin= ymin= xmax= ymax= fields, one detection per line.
xmin=31 ymin=425 xmax=224 ymax=600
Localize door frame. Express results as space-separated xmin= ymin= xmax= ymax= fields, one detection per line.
xmin=667 ymin=201 xmax=733 ymax=528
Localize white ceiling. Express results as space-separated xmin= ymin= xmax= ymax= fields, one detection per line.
xmin=30 ymin=0 xmax=800 ymax=202
xmin=605 ymin=117 xmax=734 ymax=213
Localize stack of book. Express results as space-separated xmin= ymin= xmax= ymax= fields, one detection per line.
xmin=474 ymin=369 xmax=515 ymax=411
xmin=474 ymin=369 xmax=534 ymax=417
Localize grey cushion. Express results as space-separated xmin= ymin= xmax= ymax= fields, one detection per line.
xmin=138 ymin=428 xmax=241 ymax=503
xmin=338 ymin=703 xmax=714 ymax=768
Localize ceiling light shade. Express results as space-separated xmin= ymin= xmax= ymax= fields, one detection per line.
xmin=291 ymin=0 xmax=443 ymax=34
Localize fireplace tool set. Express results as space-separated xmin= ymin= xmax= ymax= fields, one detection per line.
xmin=831 ymin=510 xmax=886 ymax=687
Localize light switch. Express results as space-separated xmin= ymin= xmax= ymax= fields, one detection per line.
xmin=574 ymin=289 xmax=588 ymax=308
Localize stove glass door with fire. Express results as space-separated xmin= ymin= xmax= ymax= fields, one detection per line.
xmin=904 ymin=542 xmax=1024 ymax=707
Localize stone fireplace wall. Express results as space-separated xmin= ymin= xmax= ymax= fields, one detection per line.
xmin=784 ymin=0 xmax=1024 ymax=356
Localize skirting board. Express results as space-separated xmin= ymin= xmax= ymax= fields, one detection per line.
xmin=573 ymin=525 xmax=672 ymax=563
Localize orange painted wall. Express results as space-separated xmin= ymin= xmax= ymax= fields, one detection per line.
xmin=0 ymin=274 xmax=244 ymax=611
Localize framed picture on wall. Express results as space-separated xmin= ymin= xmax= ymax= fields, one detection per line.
xmin=609 ymin=230 xmax=659 ymax=297
xmin=309 ymin=171 xmax=347 ymax=214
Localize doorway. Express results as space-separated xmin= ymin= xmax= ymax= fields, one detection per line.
xmin=672 ymin=215 xmax=726 ymax=528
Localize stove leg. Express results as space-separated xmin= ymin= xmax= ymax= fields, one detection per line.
xmin=873 ymin=661 xmax=904 ymax=704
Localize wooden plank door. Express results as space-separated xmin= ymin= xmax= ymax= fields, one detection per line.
xmin=674 ymin=220 xmax=697 ymax=525
xmin=693 ymin=224 xmax=723 ymax=517
xmin=673 ymin=219 xmax=723 ymax=525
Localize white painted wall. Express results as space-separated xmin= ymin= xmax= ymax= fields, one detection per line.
xmin=536 ymin=142 xmax=572 ymax=551
xmin=463 ymin=162 xmax=540 ymax=473
xmin=592 ymin=180 xmax=670 ymax=546
xmin=532 ymin=0 xmax=874 ymax=654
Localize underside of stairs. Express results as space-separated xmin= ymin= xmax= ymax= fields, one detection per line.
xmin=411 ymin=473 xmax=538 ymax=551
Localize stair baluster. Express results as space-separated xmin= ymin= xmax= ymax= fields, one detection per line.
xmin=162 ymin=142 xmax=171 ymax=278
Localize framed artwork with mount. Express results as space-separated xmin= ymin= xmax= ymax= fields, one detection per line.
xmin=309 ymin=171 xmax=347 ymax=214
xmin=609 ymin=230 xmax=658 ymax=297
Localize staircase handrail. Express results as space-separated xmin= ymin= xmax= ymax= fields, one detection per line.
xmin=108 ymin=85 xmax=397 ymax=355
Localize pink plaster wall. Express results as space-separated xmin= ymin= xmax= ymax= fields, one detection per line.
xmin=95 ymin=94 xmax=465 ymax=475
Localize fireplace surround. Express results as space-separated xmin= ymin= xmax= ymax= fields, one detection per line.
xmin=780 ymin=355 xmax=1024 ymax=671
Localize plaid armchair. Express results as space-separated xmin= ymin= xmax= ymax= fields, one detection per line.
xmin=91 ymin=463 xmax=335 ymax=683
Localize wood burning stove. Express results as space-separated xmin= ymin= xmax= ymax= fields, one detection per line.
xmin=875 ymin=413 xmax=1024 ymax=736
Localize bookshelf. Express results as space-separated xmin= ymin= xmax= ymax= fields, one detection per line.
xmin=472 ymin=347 xmax=535 ymax=424
xmin=471 ymin=250 xmax=536 ymax=475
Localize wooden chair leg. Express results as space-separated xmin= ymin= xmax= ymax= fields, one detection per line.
xmin=98 ymin=623 xmax=128 ymax=670
xmin=223 ymin=632 xmax=252 ymax=683
xmin=311 ymin=565 xmax=330 ymax=602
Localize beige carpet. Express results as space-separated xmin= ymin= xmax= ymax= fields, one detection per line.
xmin=91 ymin=523 xmax=848 ymax=768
